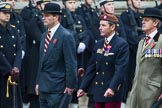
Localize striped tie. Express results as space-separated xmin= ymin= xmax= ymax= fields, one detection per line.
xmin=44 ymin=30 xmax=51 ymax=53
xmin=145 ymin=36 xmax=151 ymax=46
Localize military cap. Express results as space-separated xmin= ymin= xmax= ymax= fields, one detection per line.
xmin=42 ymin=3 xmax=62 ymax=15
xmin=100 ymin=14 xmax=118 ymax=24
xmin=36 ymin=0 xmax=51 ymax=5
xmin=0 ymin=2 xmax=12 ymax=13
xmin=142 ymin=7 xmax=162 ymax=21
xmin=99 ymin=0 xmax=114 ymax=6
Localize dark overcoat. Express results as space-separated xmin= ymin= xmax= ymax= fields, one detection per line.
xmin=0 ymin=23 xmax=22 ymax=108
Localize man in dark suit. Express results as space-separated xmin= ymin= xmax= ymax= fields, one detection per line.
xmin=77 ymin=14 xmax=129 ymax=108
xmin=0 ymin=2 xmax=22 ymax=108
xmin=35 ymin=3 xmax=77 ymax=108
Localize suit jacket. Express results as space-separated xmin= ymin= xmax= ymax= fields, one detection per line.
xmin=37 ymin=25 xmax=77 ymax=93
xmin=126 ymin=32 xmax=162 ymax=108
xmin=80 ymin=34 xmax=129 ymax=102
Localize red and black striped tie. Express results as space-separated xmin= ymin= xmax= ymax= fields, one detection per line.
xmin=44 ymin=30 xmax=51 ymax=53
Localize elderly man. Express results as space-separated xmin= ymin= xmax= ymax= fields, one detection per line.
xmin=0 ymin=2 xmax=22 ymax=108
xmin=126 ymin=8 xmax=162 ymax=108
xmin=77 ymin=13 xmax=129 ymax=108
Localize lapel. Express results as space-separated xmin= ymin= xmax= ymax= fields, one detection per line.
xmin=141 ymin=32 xmax=160 ymax=59
xmin=40 ymin=31 xmax=47 ymax=60
xmin=42 ymin=25 xmax=61 ymax=61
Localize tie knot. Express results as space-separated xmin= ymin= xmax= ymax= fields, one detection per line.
xmin=146 ymin=36 xmax=151 ymax=40
xmin=105 ymin=38 xmax=109 ymax=45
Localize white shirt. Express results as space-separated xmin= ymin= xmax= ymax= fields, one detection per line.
xmin=105 ymin=32 xmax=115 ymax=43
xmin=48 ymin=23 xmax=60 ymax=39
xmin=146 ymin=29 xmax=158 ymax=45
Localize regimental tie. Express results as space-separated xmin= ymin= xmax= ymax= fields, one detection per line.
xmin=103 ymin=38 xmax=109 ymax=51
xmin=44 ymin=30 xmax=51 ymax=53
xmin=145 ymin=36 xmax=151 ymax=46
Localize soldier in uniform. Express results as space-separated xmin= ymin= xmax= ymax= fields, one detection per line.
xmin=20 ymin=0 xmax=50 ymax=107
xmin=61 ymin=0 xmax=91 ymax=107
xmin=0 ymin=2 xmax=22 ymax=108
xmin=3 ymin=0 xmax=26 ymax=57
xmin=77 ymin=14 xmax=129 ymax=108
xmin=120 ymin=0 xmax=144 ymax=104
xmin=76 ymin=0 xmax=100 ymax=41
xmin=99 ymin=0 xmax=126 ymax=39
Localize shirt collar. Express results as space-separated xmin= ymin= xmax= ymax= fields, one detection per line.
xmin=105 ymin=32 xmax=115 ymax=43
xmin=147 ymin=29 xmax=158 ymax=40
xmin=48 ymin=23 xmax=60 ymax=39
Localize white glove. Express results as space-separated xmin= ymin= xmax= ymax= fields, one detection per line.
xmin=22 ymin=50 xmax=25 ymax=59
xmin=77 ymin=42 xmax=86 ymax=54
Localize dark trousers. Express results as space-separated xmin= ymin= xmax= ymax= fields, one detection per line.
xmin=95 ymin=102 xmax=121 ymax=108
xmin=39 ymin=92 xmax=62 ymax=108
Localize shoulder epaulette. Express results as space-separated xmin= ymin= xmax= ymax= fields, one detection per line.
xmin=10 ymin=24 xmax=15 ymax=28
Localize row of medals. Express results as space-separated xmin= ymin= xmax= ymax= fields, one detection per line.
xmin=145 ymin=49 xmax=162 ymax=58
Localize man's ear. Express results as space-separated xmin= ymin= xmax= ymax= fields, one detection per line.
xmin=110 ymin=24 xmax=116 ymax=30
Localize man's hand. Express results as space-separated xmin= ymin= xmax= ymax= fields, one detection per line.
xmin=10 ymin=67 xmax=20 ymax=82
xmin=64 ymin=88 xmax=74 ymax=95
xmin=35 ymin=84 xmax=39 ymax=95
xmin=104 ymin=88 xmax=114 ymax=97
xmin=158 ymin=94 xmax=162 ymax=100
xmin=77 ymin=89 xmax=85 ymax=97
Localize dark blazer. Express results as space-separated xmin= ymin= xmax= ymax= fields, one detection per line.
xmin=80 ymin=34 xmax=129 ymax=102
xmin=37 ymin=25 xmax=77 ymax=93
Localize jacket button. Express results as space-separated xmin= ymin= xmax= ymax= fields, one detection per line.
xmin=96 ymin=72 xmax=99 ymax=75
xmin=96 ymin=62 xmax=98 ymax=64
xmin=33 ymin=40 xmax=36 ymax=44
xmin=3 ymin=54 xmax=5 ymax=56
xmin=102 ymin=72 xmax=104 ymax=75
xmin=13 ymin=44 xmax=16 ymax=47
xmin=12 ymin=36 xmax=14 ymax=38
xmin=106 ymin=62 xmax=108 ymax=65
xmin=0 ymin=36 xmax=1 ymax=39
xmin=14 ymin=53 xmax=16 ymax=56
xmin=0 ymin=45 xmax=3 ymax=48
xmin=95 ymin=82 xmax=98 ymax=85
xmin=17 ymin=29 xmax=20 ymax=33
xmin=101 ymin=82 xmax=104 ymax=85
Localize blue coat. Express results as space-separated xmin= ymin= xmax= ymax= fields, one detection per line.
xmin=80 ymin=34 xmax=129 ymax=102
xmin=0 ymin=23 xmax=22 ymax=108
xmin=37 ymin=25 xmax=77 ymax=93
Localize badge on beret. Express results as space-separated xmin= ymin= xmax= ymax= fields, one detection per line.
xmin=5 ymin=4 xmax=11 ymax=9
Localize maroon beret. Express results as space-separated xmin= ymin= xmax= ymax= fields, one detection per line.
xmin=100 ymin=14 xmax=119 ymax=24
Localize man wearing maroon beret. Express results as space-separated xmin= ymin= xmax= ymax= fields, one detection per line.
xmin=77 ymin=14 xmax=129 ymax=108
